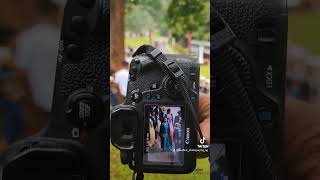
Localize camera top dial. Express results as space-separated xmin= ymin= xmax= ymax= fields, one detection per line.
xmin=164 ymin=77 xmax=182 ymax=99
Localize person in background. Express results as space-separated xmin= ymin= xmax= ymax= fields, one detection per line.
xmin=151 ymin=111 xmax=157 ymax=139
xmin=148 ymin=112 xmax=155 ymax=147
xmin=114 ymin=61 xmax=129 ymax=98
xmin=110 ymin=76 xmax=119 ymax=107
xmin=15 ymin=0 xmax=65 ymax=115
xmin=162 ymin=117 xmax=171 ymax=151
xmin=166 ymin=108 xmax=174 ymax=148
xmin=173 ymin=123 xmax=182 ymax=150
xmin=159 ymin=107 xmax=164 ymax=149
xmin=0 ymin=0 xmax=39 ymax=33
xmin=0 ymin=26 xmax=23 ymax=149
xmin=174 ymin=111 xmax=182 ymax=125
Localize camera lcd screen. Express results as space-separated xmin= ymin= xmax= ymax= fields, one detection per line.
xmin=143 ymin=105 xmax=185 ymax=166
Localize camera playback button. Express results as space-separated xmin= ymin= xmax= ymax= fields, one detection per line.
xmin=155 ymin=94 xmax=161 ymax=100
xmin=79 ymin=0 xmax=95 ymax=8
xmin=66 ymin=44 xmax=82 ymax=61
xmin=71 ymin=16 xmax=88 ymax=35
xmin=145 ymin=93 xmax=152 ymax=100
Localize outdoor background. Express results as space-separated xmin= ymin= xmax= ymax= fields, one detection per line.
xmin=110 ymin=0 xmax=210 ymax=179
xmin=0 ymin=0 xmax=319 ymax=180
xmin=286 ymin=1 xmax=320 ymax=103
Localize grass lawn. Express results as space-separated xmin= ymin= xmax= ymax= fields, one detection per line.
xmin=110 ymin=144 xmax=210 ymax=180
xmin=288 ymin=12 xmax=320 ymax=55
xmin=125 ymin=34 xmax=159 ymax=50
xmin=200 ymin=65 xmax=210 ymax=79
xmin=125 ymin=36 xmax=150 ymax=50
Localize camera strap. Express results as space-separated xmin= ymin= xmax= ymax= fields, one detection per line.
xmin=212 ymin=9 xmax=277 ymax=180
xmin=133 ymin=45 xmax=205 ymax=143
xmin=211 ymin=9 xmax=236 ymax=51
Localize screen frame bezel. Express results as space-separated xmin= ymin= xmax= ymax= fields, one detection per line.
xmin=140 ymin=103 xmax=196 ymax=174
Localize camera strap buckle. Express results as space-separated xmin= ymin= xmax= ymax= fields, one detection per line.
xmin=163 ymin=59 xmax=184 ymax=78
xmin=149 ymin=48 xmax=184 ymax=78
xmin=149 ymin=48 xmax=162 ymax=59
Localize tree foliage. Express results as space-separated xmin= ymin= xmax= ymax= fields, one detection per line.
xmin=124 ymin=0 xmax=210 ymax=41
xmin=166 ymin=0 xmax=210 ymax=41
xmin=125 ymin=0 xmax=166 ymax=33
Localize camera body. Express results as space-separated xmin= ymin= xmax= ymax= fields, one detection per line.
xmin=1 ymin=0 xmax=109 ymax=179
xmin=111 ymin=48 xmax=200 ymax=174
xmin=212 ymin=0 xmax=287 ymax=179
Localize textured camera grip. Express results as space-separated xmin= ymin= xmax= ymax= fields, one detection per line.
xmin=214 ymin=0 xmax=282 ymax=41
xmin=52 ymin=0 xmax=109 ymax=110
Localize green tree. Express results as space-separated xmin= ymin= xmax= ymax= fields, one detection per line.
xmin=125 ymin=0 xmax=167 ymax=34
xmin=125 ymin=5 xmax=155 ymax=33
xmin=166 ymin=0 xmax=210 ymax=42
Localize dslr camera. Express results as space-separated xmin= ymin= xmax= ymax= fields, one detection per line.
xmin=111 ymin=45 xmax=205 ymax=177
xmin=212 ymin=0 xmax=287 ymax=180
xmin=1 ymin=0 xmax=109 ymax=179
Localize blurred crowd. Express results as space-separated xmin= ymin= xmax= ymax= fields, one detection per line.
xmin=146 ymin=106 xmax=183 ymax=153
xmin=0 ymin=0 xmax=65 ymax=151
xmin=200 ymin=76 xmax=210 ymax=94
xmin=286 ymin=43 xmax=320 ymax=103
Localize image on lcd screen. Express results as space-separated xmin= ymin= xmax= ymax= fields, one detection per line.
xmin=144 ymin=106 xmax=185 ymax=165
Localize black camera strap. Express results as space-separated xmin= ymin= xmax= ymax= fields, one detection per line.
xmin=212 ymin=9 xmax=277 ymax=180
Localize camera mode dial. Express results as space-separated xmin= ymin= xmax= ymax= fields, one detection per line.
xmin=131 ymin=89 xmax=143 ymax=103
xmin=65 ymin=89 xmax=104 ymax=128
xmin=164 ymin=77 xmax=182 ymax=98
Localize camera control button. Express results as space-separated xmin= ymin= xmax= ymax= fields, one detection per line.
xmin=150 ymin=83 xmax=158 ymax=90
xmin=133 ymin=59 xmax=141 ymax=64
xmin=130 ymin=66 xmax=138 ymax=74
xmin=79 ymin=0 xmax=95 ymax=8
xmin=146 ymin=93 xmax=152 ymax=100
xmin=155 ymin=94 xmax=161 ymax=100
xmin=190 ymin=72 xmax=197 ymax=81
xmin=66 ymin=44 xmax=82 ymax=61
xmin=131 ymin=90 xmax=142 ymax=103
xmin=191 ymin=95 xmax=197 ymax=102
xmin=71 ymin=16 xmax=88 ymax=35
xmin=129 ymin=74 xmax=136 ymax=81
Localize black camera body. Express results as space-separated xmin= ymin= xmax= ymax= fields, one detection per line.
xmin=1 ymin=0 xmax=109 ymax=179
xmin=111 ymin=46 xmax=200 ymax=174
xmin=212 ymin=0 xmax=287 ymax=179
